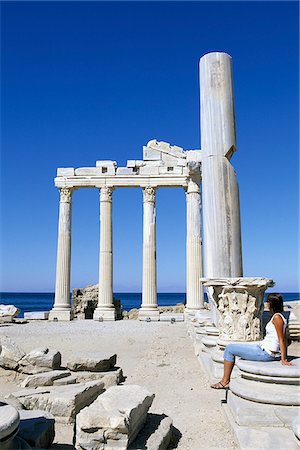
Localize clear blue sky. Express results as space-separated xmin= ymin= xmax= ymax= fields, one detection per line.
xmin=1 ymin=1 xmax=299 ymax=293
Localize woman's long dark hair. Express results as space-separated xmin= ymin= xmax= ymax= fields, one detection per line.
xmin=267 ymin=293 xmax=284 ymax=313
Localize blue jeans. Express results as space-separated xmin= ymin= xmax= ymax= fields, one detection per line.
xmin=224 ymin=343 xmax=277 ymax=363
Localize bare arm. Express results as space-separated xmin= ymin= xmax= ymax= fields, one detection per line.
xmin=273 ymin=315 xmax=294 ymax=366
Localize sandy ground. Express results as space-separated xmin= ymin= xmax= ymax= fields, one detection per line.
xmin=0 ymin=320 xmax=238 ymax=450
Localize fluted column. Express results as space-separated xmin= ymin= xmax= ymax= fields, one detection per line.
xmin=49 ymin=187 xmax=73 ymax=321
xmin=93 ymin=186 xmax=115 ymax=321
xmin=139 ymin=186 xmax=159 ymax=321
xmin=186 ymin=178 xmax=204 ymax=311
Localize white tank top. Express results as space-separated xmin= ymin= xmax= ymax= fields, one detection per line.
xmin=260 ymin=313 xmax=287 ymax=355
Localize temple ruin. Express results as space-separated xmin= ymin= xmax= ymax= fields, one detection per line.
xmin=49 ymin=52 xmax=244 ymax=321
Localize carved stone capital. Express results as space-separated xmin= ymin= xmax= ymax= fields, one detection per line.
xmin=100 ymin=186 xmax=113 ymax=202
xmin=143 ymin=186 xmax=156 ymax=203
xmin=201 ymin=277 xmax=274 ymax=342
xmin=59 ymin=188 xmax=72 ymax=203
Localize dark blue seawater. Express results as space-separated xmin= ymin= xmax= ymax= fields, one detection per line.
xmin=0 ymin=292 xmax=299 ymax=318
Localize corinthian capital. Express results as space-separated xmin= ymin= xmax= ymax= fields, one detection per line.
xmin=100 ymin=186 xmax=113 ymax=202
xmin=143 ymin=186 xmax=156 ymax=203
xmin=59 ymin=188 xmax=72 ymax=203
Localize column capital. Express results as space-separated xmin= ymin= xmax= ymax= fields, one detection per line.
xmin=100 ymin=186 xmax=113 ymax=202
xmin=186 ymin=178 xmax=200 ymax=195
xmin=59 ymin=187 xmax=73 ymax=203
xmin=143 ymin=186 xmax=156 ymax=203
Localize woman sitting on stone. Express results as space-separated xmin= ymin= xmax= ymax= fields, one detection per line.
xmin=211 ymin=293 xmax=294 ymax=390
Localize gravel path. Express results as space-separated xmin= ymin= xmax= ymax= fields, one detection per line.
xmin=0 ymin=320 xmax=237 ymax=449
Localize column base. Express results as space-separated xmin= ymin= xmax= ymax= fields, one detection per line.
xmin=93 ymin=307 xmax=116 ymax=321
xmin=184 ymin=307 xmax=202 ymax=320
xmin=138 ymin=308 xmax=160 ymax=322
xmin=48 ymin=309 xmax=73 ymax=321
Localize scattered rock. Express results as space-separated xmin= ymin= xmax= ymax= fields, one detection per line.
xmin=21 ymin=369 xmax=71 ymax=388
xmin=76 ymin=385 xmax=155 ymax=449
xmin=0 ymin=304 xmax=20 ymax=323
xmin=72 ymin=367 xmax=124 ymax=387
xmin=130 ymin=413 xmax=173 ymax=450
xmin=18 ymin=409 xmax=55 ymax=448
xmin=19 ymin=348 xmax=62 ymax=374
xmin=10 ymin=380 xmax=105 ymax=423
xmin=123 ymin=304 xmax=185 ymax=320
xmin=0 ymin=336 xmax=26 ymax=370
xmin=66 ymin=352 xmax=116 ymax=372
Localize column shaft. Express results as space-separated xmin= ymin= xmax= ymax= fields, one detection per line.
xmin=49 ymin=188 xmax=73 ymax=321
xmin=186 ymin=179 xmax=204 ymax=310
xmin=200 ymin=52 xmax=243 ymax=277
xmin=94 ymin=187 xmax=115 ymax=321
xmin=139 ymin=186 xmax=159 ymax=320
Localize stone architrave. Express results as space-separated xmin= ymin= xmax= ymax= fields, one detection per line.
xmin=201 ymin=278 xmax=274 ymax=343
xmin=200 ymin=52 xmax=243 ymax=278
xmin=94 ymin=187 xmax=116 ymax=321
xmin=185 ymin=176 xmax=204 ymax=311
xmin=49 ymin=188 xmax=74 ymax=321
xmin=139 ymin=186 xmax=159 ymax=321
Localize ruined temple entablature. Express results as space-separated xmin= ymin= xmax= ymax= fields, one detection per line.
xmin=55 ymin=140 xmax=202 ymax=189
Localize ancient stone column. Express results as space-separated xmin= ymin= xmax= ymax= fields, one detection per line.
xmin=200 ymin=52 xmax=243 ymax=278
xmin=94 ymin=187 xmax=116 ymax=321
xmin=139 ymin=186 xmax=159 ymax=321
xmin=186 ymin=178 xmax=204 ymax=311
xmin=49 ymin=187 xmax=73 ymax=321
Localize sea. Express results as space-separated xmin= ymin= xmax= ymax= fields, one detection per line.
xmin=0 ymin=292 xmax=299 ymax=318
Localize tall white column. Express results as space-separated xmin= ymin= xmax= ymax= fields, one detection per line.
xmin=139 ymin=186 xmax=159 ymax=321
xmin=186 ymin=178 xmax=204 ymax=311
xmin=49 ymin=187 xmax=73 ymax=321
xmin=93 ymin=186 xmax=116 ymax=321
xmin=200 ymin=52 xmax=243 ymax=278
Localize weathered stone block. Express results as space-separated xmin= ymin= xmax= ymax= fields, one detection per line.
xmin=23 ymin=311 xmax=49 ymax=320
xmin=116 ymin=167 xmax=135 ymax=175
xmin=19 ymin=348 xmax=61 ymax=373
xmin=139 ymin=166 xmax=160 ymax=175
xmin=18 ymin=409 xmax=55 ymax=448
xmin=143 ymin=145 xmax=161 ymax=161
xmin=66 ymin=352 xmax=116 ymax=372
xmin=75 ymin=168 xmax=100 ymax=176
xmin=72 ymin=367 xmax=124 ymax=388
xmin=76 ymin=385 xmax=155 ymax=449
xmin=11 ymin=381 xmax=105 ymax=423
xmin=0 ymin=304 xmax=20 ymax=321
xmin=57 ymin=168 xmax=75 ymax=177
xmin=21 ymin=370 xmax=71 ymax=388
xmin=129 ymin=413 xmax=173 ymax=450
xmin=0 ymin=336 xmax=25 ymax=371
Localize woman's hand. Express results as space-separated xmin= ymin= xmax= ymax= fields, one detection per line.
xmin=281 ymin=359 xmax=295 ymax=366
